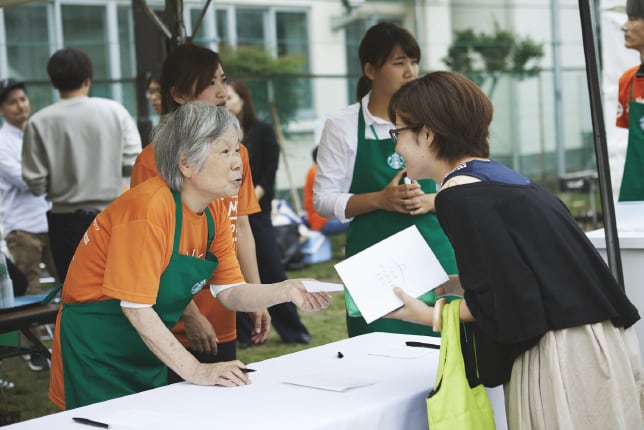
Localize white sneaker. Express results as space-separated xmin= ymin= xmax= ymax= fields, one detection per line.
xmin=0 ymin=378 xmax=15 ymax=389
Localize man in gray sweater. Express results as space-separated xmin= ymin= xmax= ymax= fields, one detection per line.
xmin=22 ymin=48 xmax=141 ymax=282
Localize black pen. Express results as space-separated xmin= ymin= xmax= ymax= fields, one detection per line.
xmin=72 ymin=417 xmax=111 ymax=429
xmin=240 ymin=367 xmax=256 ymax=373
xmin=405 ymin=341 xmax=440 ymax=349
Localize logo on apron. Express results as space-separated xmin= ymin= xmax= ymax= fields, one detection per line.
xmin=191 ymin=279 xmax=207 ymax=295
xmin=387 ymin=152 xmax=405 ymax=169
xmin=639 ymin=116 xmax=644 ymax=131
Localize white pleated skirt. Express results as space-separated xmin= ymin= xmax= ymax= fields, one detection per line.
xmin=504 ymin=321 xmax=644 ymax=430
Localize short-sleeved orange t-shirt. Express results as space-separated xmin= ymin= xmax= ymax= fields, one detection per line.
xmin=617 ymin=65 xmax=644 ymax=129
xmin=130 ymin=143 xmax=260 ymax=345
xmin=303 ymin=164 xmax=329 ymax=231
xmin=49 ymin=176 xmax=244 ymax=409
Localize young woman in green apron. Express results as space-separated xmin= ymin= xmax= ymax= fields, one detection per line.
xmin=619 ymin=78 xmax=644 ymax=201
xmin=315 ymin=23 xmax=457 ymax=338
xmin=49 ymin=104 xmax=331 ymax=410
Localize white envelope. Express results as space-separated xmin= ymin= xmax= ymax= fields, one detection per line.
xmin=334 ymin=225 xmax=448 ymax=324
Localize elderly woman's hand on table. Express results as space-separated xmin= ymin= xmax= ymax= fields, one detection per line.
xmin=190 ymin=360 xmax=252 ymax=387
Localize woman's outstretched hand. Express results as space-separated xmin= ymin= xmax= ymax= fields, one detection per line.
xmin=287 ymin=279 xmax=332 ymax=311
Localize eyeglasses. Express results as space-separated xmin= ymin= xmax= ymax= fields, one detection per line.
xmin=389 ymin=125 xmax=422 ymax=144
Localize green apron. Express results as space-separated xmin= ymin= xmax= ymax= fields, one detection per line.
xmin=59 ymin=191 xmax=219 ymax=409
xmin=344 ymin=105 xmax=458 ymax=337
xmin=619 ymin=79 xmax=644 ymax=201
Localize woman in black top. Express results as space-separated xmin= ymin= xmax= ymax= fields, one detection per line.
xmin=226 ymin=80 xmax=311 ymax=346
xmin=386 ymin=71 xmax=643 ymax=429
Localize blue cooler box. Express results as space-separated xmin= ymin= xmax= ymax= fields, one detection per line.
xmin=301 ymin=232 xmax=332 ymax=264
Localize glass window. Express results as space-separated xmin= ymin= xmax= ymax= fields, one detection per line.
xmin=236 ymin=9 xmax=265 ymax=48
xmin=276 ymin=11 xmax=307 ymax=59
xmin=4 ymin=4 xmax=51 ymax=112
xmin=117 ymin=6 xmax=136 ymax=114
xmin=276 ymin=11 xmax=312 ymax=116
xmin=345 ymin=19 xmax=366 ymax=103
xmin=117 ymin=6 xmax=135 ymax=78
xmin=61 ymin=5 xmax=110 ymax=98
xmin=216 ymin=9 xmax=230 ymax=48
xmin=190 ymin=8 xmax=206 ymax=44
xmin=211 ymin=7 xmax=312 ymax=119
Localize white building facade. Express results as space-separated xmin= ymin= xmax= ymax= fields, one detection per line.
xmin=0 ymin=0 xmax=621 ymax=193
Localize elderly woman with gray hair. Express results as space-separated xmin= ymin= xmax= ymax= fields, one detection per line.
xmin=48 ymin=102 xmax=331 ymax=410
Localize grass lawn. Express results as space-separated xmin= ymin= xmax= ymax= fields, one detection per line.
xmin=0 ymin=234 xmax=347 ymax=424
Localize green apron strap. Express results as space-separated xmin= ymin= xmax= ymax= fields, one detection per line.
xmin=369 ymin=124 xmax=379 ymax=140
xmin=205 ymin=206 xmax=214 ymax=250
xmin=171 ymin=191 xmax=183 ymax=254
xmin=171 ymin=191 xmax=215 ymax=250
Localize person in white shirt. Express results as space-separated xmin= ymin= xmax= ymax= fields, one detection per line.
xmin=0 ymin=78 xmax=57 ymax=293
xmin=0 ymin=78 xmax=58 ymax=372
xmin=313 ymin=23 xmax=458 ymax=337
xmin=22 ymin=49 xmax=142 ymax=282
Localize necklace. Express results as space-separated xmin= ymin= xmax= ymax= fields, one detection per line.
xmin=441 ymin=161 xmax=469 ymax=186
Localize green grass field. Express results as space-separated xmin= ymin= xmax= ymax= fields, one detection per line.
xmin=0 ymin=234 xmax=347 ymax=424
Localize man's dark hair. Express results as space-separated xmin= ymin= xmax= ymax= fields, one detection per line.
xmin=47 ymin=48 xmax=93 ymax=92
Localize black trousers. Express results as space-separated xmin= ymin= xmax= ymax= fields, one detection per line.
xmin=47 ymin=209 xmax=99 ymax=283
xmin=5 ymin=253 xmax=27 ymax=296
xmin=237 ymin=210 xmax=309 ymax=343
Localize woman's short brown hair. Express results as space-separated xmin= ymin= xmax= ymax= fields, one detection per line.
xmin=389 ymin=71 xmax=492 ymax=164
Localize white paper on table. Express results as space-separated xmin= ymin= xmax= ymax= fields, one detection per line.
xmin=334 ymin=225 xmax=448 ymax=324
xmin=302 ymin=280 xmax=344 ymax=293
xmin=282 ymin=373 xmax=374 ymax=392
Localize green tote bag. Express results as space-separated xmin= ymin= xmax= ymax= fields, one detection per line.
xmin=426 ymin=299 xmax=496 ymax=430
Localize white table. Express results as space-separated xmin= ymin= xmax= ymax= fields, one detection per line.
xmin=6 ymin=332 xmax=506 ymax=430
xmin=587 ymin=201 xmax=644 ymax=352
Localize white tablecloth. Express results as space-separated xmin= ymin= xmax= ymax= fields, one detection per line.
xmin=587 ymin=201 xmax=644 ymax=353
xmin=7 ymin=332 xmax=506 ymax=430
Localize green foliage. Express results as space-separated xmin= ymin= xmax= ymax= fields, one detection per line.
xmin=512 ymin=38 xmax=545 ymax=78
xmin=220 ymin=46 xmax=306 ymax=126
xmin=443 ymin=22 xmax=544 ymax=96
